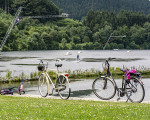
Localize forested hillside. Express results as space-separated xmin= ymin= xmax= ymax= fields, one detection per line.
xmin=1 ymin=0 xmax=150 ymax=51
xmin=0 ymin=0 xmax=59 ymax=16
xmin=51 ymin=0 xmax=150 ymax=20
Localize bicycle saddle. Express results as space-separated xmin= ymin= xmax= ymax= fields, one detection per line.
xmin=55 ymin=63 xmax=62 ymax=67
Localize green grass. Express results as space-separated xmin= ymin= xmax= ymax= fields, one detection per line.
xmin=0 ymin=96 xmax=150 ymax=120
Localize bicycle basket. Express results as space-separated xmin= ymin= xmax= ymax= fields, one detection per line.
xmin=37 ymin=61 xmax=45 ymax=71
xmin=37 ymin=65 xmax=45 ymax=71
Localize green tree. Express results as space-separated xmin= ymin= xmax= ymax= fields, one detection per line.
xmin=129 ymin=41 xmax=140 ymax=49
xmin=83 ymin=36 xmax=90 ymax=43
xmin=71 ymin=35 xmax=81 ymax=44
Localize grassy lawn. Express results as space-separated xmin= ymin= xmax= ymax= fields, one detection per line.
xmin=0 ymin=96 xmax=150 ymax=120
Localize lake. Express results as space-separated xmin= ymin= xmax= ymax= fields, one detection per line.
xmin=0 ymin=50 xmax=150 ymax=77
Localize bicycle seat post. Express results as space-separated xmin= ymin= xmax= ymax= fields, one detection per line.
xmin=56 ymin=66 xmax=59 ymax=74
xmin=55 ymin=59 xmax=61 ymax=74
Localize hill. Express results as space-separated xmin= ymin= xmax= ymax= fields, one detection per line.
xmin=50 ymin=0 xmax=150 ymax=20
xmin=0 ymin=0 xmax=59 ymax=16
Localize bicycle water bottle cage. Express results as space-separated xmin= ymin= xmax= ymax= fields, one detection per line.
xmin=37 ymin=61 xmax=45 ymax=71
xmin=55 ymin=63 xmax=62 ymax=67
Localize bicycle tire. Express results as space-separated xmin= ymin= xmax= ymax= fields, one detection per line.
xmin=57 ymin=75 xmax=71 ymax=100
xmin=19 ymin=90 xmax=25 ymax=95
xmin=38 ymin=73 xmax=48 ymax=97
xmin=126 ymin=78 xmax=145 ymax=103
xmin=92 ymin=77 xmax=116 ymax=100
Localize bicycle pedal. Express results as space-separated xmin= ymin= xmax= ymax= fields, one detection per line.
xmin=49 ymin=93 xmax=52 ymax=96
xmin=126 ymin=98 xmax=129 ymax=102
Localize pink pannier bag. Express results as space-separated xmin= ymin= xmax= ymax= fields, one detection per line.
xmin=125 ymin=69 xmax=136 ymax=79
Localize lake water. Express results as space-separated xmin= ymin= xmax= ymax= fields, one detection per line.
xmin=0 ymin=50 xmax=150 ymax=77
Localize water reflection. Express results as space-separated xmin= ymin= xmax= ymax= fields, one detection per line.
xmin=0 ymin=56 xmax=38 ymax=62
xmin=82 ymin=58 xmax=144 ymax=62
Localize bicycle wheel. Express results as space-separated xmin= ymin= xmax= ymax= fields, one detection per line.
xmin=126 ymin=78 xmax=145 ymax=103
xmin=18 ymin=89 xmax=25 ymax=95
xmin=38 ymin=73 xmax=48 ymax=97
xmin=57 ymin=75 xmax=71 ymax=100
xmin=92 ymin=77 xmax=116 ymax=100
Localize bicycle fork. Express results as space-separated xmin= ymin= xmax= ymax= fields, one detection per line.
xmin=103 ymin=77 xmax=108 ymax=89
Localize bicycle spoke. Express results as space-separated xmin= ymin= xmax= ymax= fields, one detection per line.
xmin=57 ymin=75 xmax=71 ymax=99
xmin=126 ymin=79 xmax=145 ymax=103
xmin=38 ymin=74 xmax=48 ymax=97
xmin=92 ymin=77 xmax=116 ymax=100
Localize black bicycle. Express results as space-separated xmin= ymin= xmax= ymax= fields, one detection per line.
xmin=92 ymin=58 xmax=145 ymax=103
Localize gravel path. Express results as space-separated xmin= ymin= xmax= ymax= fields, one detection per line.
xmin=2 ymin=78 xmax=150 ymax=104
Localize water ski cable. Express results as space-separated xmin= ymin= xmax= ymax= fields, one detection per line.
xmin=22 ymin=13 xmax=69 ymax=19
xmin=0 ymin=7 xmax=23 ymax=50
xmin=103 ymin=33 xmax=126 ymax=50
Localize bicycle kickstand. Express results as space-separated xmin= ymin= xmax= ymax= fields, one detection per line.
xmin=117 ymin=90 xmax=121 ymax=101
xmin=48 ymin=88 xmax=53 ymax=96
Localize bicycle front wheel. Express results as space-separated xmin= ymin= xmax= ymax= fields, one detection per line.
xmin=18 ymin=90 xmax=25 ymax=95
xmin=57 ymin=75 xmax=71 ymax=100
xmin=92 ymin=77 xmax=116 ymax=100
xmin=126 ymin=78 xmax=145 ymax=103
xmin=38 ymin=73 xmax=48 ymax=97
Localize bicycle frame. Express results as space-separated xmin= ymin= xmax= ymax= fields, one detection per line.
xmin=42 ymin=61 xmax=70 ymax=95
xmin=103 ymin=58 xmax=127 ymax=98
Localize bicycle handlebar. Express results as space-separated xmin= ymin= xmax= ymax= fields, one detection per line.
xmin=40 ymin=60 xmax=44 ymax=64
xmin=107 ymin=57 xmax=116 ymax=61
xmin=56 ymin=59 xmax=61 ymax=62
xmin=39 ymin=60 xmax=48 ymax=69
xmin=104 ymin=57 xmax=116 ymax=68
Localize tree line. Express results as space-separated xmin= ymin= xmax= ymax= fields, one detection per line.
xmin=51 ymin=0 xmax=150 ymax=20
xmin=0 ymin=0 xmax=59 ymax=16
xmin=1 ymin=0 xmax=150 ymax=50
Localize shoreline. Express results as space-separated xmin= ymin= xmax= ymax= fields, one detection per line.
xmin=0 ymin=67 xmax=150 ymax=83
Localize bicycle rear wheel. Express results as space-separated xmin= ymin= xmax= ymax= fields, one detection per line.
xmin=92 ymin=77 xmax=116 ymax=100
xmin=38 ymin=73 xmax=48 ymax=97
xmin=57 ymin=75 xmax=71 ymax=100
xmin=126 ymin=78 xmax=145 ymax=103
